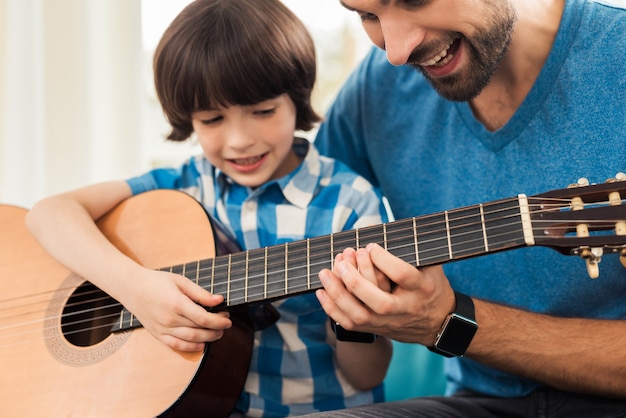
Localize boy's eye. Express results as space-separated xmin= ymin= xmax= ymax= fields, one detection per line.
xmin=200 ymin=115 xmax=223 ymax=125
xmin=358 ymin=12 xmax=378 ymax=22
xmin=255 ymin=107 xmax=276 ymax=116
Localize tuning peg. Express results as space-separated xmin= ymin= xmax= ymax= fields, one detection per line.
xmin=570 ymin=195 xmax=601 ymax=278
xmin=606 ymin=180 xmax=626 ymax=268
xmin=579 ymin=247 xmax=602 ymax=279
xmin=568 ymin=178 xmax=590 ymax=188
xmin=604 ymin=172 xmax=626 ymax=183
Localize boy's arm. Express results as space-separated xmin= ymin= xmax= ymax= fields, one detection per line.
xmin=26 ymin=180 xmax=231 ymax=352
xmin=331 ymin=248 xmax=393 ymax=391
xmin=331 ymin=185 xmax=393 ymax=390
xmin=335 ymin=331 xmax=393 ymax=391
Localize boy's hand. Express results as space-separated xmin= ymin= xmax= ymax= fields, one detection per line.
xmin=126 ymin=268 xmax=232 ymax=352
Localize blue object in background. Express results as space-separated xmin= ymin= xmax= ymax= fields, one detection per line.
xmin=384 ymin=341 xmax=446 ymax=401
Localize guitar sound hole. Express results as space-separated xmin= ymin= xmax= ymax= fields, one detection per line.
xmin=61 ymin=282 xmax=121 ymax=347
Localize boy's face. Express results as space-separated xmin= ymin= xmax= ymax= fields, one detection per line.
xmin=191 ymin=94 xmax=300 ymax=188
xmin=340 ymin=0 xmax=516 ymax=101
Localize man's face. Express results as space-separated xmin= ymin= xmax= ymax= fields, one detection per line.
xmin=340 ymin=0 xmax=517 ymax=101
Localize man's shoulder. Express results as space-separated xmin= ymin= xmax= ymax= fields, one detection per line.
xmin=590 ymin=0 xmax=626 ymax=10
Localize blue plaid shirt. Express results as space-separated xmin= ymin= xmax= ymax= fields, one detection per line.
xmin=127 ymin=138 xmax=388 ymax=416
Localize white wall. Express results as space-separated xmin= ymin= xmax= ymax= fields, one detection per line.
xmin=0 ymin=0 xmax=369 ymax=209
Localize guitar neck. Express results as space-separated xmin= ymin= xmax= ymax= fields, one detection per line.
xmin=113 ymin=195 xmax=533 ymax=332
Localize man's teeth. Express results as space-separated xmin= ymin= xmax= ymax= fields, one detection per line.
xmin=421 ymin=41 xmax=454 ymax=67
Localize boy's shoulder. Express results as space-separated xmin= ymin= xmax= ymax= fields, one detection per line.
xmin=304 ymin=140 xmax=369 ymax=184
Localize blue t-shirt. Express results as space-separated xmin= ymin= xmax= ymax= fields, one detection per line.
xmin=315 ymin=0 xmax=626 ymax=397
xmin=127 ymin=139 xmax=389 ymax=416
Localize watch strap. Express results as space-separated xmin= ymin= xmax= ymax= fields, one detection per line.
xmin=452 ymin=291 xmax=475 ymax=321
xmin=330 ymin=318 xmax=377 ymax=343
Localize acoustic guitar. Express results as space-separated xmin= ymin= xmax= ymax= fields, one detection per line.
xmin=1 ymin=177 xmax=626 ymax=417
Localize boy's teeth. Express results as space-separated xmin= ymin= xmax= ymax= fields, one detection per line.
xmin=234 ymin=155 xmax=262 ymax=165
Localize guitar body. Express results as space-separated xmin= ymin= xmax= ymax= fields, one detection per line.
xmin=0 ymin=190 xmax=253 ymax=417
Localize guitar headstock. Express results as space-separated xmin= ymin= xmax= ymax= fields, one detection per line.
xmin=529 ymin=173 xmax=626 ymax=278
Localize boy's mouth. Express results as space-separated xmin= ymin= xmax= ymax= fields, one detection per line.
xmin=229 ymin=153 xmax=267 ymax=166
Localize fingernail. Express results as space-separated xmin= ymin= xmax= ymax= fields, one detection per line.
xmin=319 ymin=269 xmax=329 ymax=285
xmin=335 ymin=261 xmax=348 ymax=275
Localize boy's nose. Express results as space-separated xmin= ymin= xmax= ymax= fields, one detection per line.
xmin=226 ymin=127 xmax=255 ymax=150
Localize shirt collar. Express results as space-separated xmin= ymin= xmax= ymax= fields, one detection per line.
xmin=214 ymin=137 xmax=320 ymax=209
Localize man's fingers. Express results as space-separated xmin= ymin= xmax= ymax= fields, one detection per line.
xmin=367 ymin=243 xmax=422 ymax=290
xmin=355 ymin=247 xmax=391 ymax=291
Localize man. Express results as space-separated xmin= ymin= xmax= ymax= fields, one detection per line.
xmin=308 ymin=0 xmax=626 ymax=416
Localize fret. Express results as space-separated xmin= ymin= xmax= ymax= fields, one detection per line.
xmin=331 ymin=229 xmax=360 ymax=251
xmin=266 ymin=244 xmax=286 ymax=300
xmin=210 ymin=257 xmax=215 ymax=293
xmin=285 ymin=239 xmax=310 ymax=295
xmin=386 ymin=218 xmax=419 ymax=266
xmin=246 ymin=247 xmax=266 ymax=304
xmin=182 ymin=260 xmax=198 ymax=285
xmin=383 ymin=223 xmax=388 ymax=250
xmin=246 ymin=252 xmax=250 ymax=302
xmin=112 ymin=308 xmax=141 ymax=332
xmin=307 ymin=238 xmax=311 ymax=289
xmin=170 ymin=264 xmax=183 ymax=276
xmin=284 ymin=242 xmax=288 ymax=294
xmin=357 ymin=223 xmax=385 ymax=248
xmin=264 ymin=247 xmax=268 ymax=299
xmin=228 ymin=251 xmax=248 ymax=305
xmin=414 ymin=213 xmax=449 ymax=266
xmin=211 ymin=255 xmax=230 ymax=304
xmin=480 ymin=204 xmax=489 ymax=252
xmin=196 ymin=258 xmax=214 ymax=292
xmin=308 ymin=235 xmax=333 ymax=281
xmin=413 ymin=218 xmax=419 ymax=266
xmin=448 ymin=205 xmax=486 ymax=259
xmin=444 ymin=211 xmax=453 ymax=259
xmin=330 ymin=234 xmax=334 ymax=270
xmin=483 ymin=198 xmax=526 ymax=251
xmin=226 ymin=254 xmax=232 ymax=305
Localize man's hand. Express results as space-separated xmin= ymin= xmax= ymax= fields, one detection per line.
xmin=316 ymin=243 xmax=455 ymax=346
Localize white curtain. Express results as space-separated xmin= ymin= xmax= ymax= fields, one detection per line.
xmin=0 ymin=0 xmax=145 ymax=209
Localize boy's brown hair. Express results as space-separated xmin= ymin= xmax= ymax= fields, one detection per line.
xmin=154 ymin=0 xmax=321 ymax=141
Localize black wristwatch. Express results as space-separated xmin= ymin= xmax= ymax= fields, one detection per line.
xmin=428 ymin=291 xmax=478 ymax=357
xmin=330 ymin=318 xmax=377 ymax=343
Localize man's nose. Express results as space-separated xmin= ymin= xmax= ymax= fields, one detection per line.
xmin=380 ymin=18 xmax=426 ymax=66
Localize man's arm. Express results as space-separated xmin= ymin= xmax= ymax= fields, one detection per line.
xmin=316 ymin=243 xmax=626 ymax=398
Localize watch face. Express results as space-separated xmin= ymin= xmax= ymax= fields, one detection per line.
xmin=437 ymin=314 xmax=478 ymax=355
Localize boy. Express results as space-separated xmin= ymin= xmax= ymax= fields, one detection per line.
xmin=26 ymin=0 xmax=392 ymax=416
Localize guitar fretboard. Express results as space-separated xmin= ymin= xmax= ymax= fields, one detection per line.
xmin=113 ymin=195 xmax=532 ymax=332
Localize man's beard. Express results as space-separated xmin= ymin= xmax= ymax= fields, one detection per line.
xmin=411 ymin=6 xmax=517 ymax=102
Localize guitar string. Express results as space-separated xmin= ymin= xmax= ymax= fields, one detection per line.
xmin=0 ymin=198 xmax=624 ymax=347
xmin=0 ymin=197 xmax=619 ymax=326
xmin=2 ymin=210 xmax=542 ymax=344
xmin=0 ymin=197 xmax=554 ymax=312
xmin=0 ymin=197 xmax=620 ymax=328
xmin=0 ymin=221 xmax=622 ymax=348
